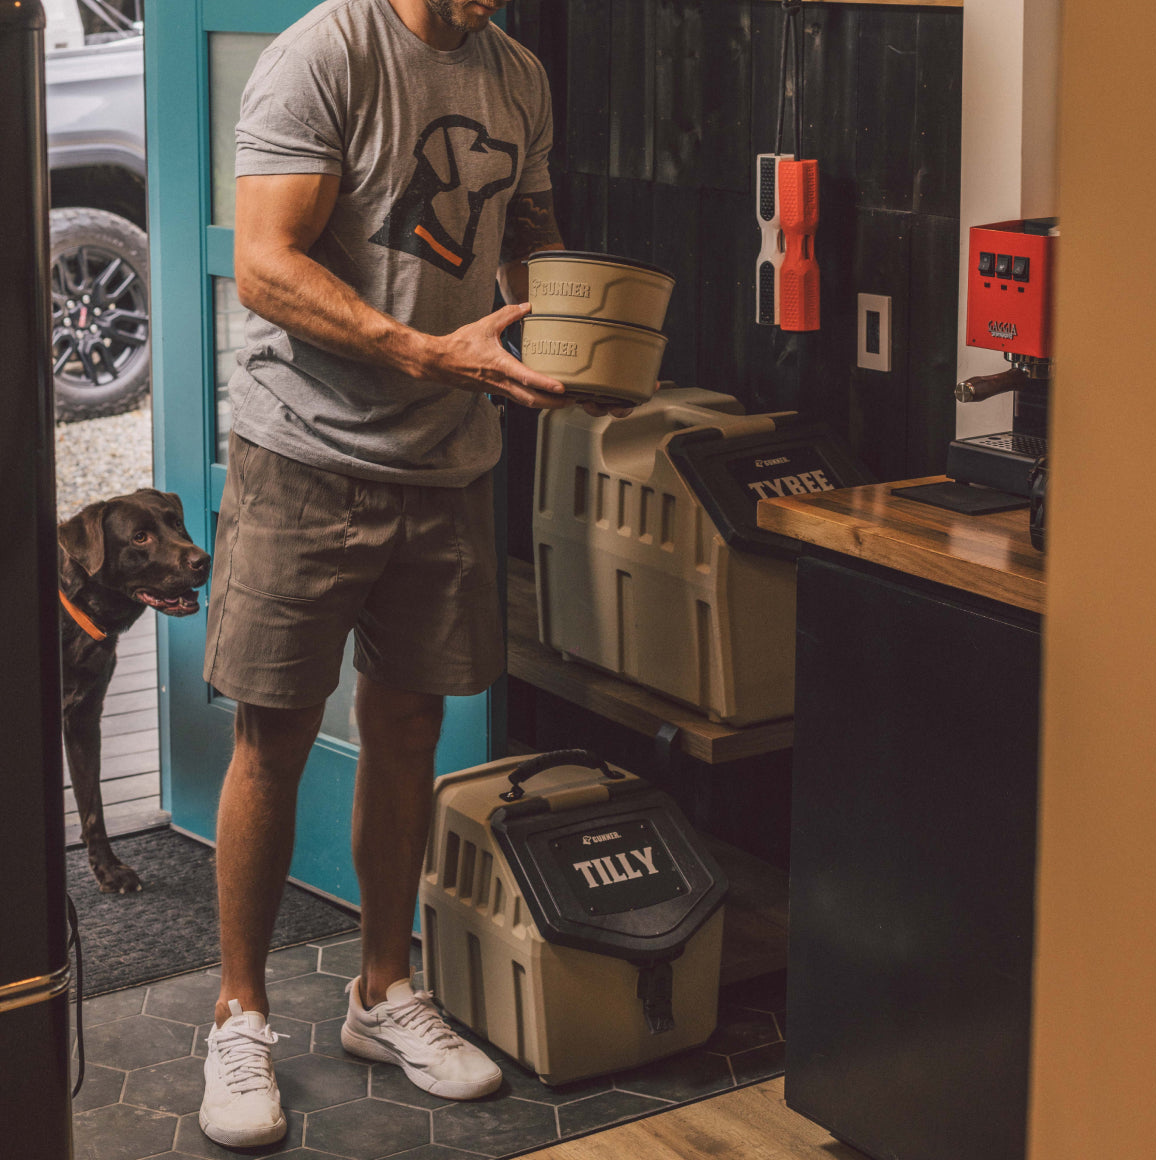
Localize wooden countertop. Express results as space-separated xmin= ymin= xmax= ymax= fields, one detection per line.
xmin=756 ymin=476 xmax=1046 ymax=615
xmin=506 ymin=557 xmax=794 ymax=764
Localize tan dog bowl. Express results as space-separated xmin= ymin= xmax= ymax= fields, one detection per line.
xmin=521 ymin=315 xmax=667 ymax=407
xmin=527 ymin=251 xmax=675 ymax=331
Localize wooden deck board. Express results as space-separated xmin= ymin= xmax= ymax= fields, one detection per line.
xmin=100 ymin=707 xmax=161 ymax=736
xmin=100 ymin=687 xmax=160 ymax=716
xmin=64 ymin=748 xmax=160 ymax=790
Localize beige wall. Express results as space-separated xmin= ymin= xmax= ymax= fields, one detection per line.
xmin=1027 ymin=0 xmax=1155 ymax=1155
xmin=957 ymin=0 xmax=1060 ymax=439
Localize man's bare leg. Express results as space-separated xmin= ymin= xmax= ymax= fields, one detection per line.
xmin=351 ymin=674 xmax=443 ymax=1006
xmin=214 ymin=700 xmax=325 ymax=1026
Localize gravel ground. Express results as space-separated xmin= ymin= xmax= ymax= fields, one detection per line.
xmin=55 ymin=405 xmax=155 ymax=522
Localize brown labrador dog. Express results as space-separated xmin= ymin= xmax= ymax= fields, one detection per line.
xmin=58 ymin=488 xmax=210 ymax=893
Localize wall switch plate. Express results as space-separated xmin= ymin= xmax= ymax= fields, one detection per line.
xmin=857 ymin=293 xmax=892 ymax=372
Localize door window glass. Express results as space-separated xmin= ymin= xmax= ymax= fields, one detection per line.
xmin=209 ymin=32 xmax=275 ymax=227
xmin=212 ymin=277 xmax=246 ymax=461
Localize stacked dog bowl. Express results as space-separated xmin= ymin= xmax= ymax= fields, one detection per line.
xmin=522 ymin=251 xmax=676 ymax=408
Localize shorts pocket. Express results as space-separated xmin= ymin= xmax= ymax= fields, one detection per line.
xmin=231 ymin=445 xmax=352 ymax=603
xmin=449 ymin=473 xmax=498 ymax=595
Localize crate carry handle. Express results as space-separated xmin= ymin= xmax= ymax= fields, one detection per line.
xmin=499 ymin=749 xmax=624 ymax=802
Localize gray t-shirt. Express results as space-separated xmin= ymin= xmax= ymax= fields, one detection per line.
xmin=229 ymin=0 xmax=552 ymax=485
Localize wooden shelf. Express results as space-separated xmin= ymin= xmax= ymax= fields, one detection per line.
xmin=505 ymin=558 xmax=794 ymax=765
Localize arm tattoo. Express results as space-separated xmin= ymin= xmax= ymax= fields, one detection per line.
xmin=501 ymin=190 xmax=564 ymax=264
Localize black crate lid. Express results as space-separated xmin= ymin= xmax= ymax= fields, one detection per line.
xmin=491 ymin=779 xmax=727 ymax=963
xmin=667 ymin=419 xmax=874 ymax=557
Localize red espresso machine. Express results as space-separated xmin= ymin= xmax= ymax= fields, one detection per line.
xmin=946 ymin=217 xmax=1057 ymax=497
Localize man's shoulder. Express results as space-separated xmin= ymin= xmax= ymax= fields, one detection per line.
xmin=477 ymin=21 xmax=548 ymax=84
xmin=270 ymin=0 xmax=388 ymax=58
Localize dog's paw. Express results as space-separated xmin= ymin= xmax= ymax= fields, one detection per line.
xmin=94 ymin=862 xmax=143 ymax=894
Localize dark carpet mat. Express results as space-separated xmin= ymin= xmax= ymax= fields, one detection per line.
xmin=66 ymin=828 xmax=359 ymax=997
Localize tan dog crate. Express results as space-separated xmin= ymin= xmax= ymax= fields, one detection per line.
xmin=532 ymin=387 xmax=870 ymax=725
xmin=420 ymin=750 xmax=727 ymax=1085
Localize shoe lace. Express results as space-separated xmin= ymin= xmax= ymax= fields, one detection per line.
xmin=390 ymin=990 xmax=460 ymax=1049
xmin=212 ymin=1022 xmax=283 ymax=1094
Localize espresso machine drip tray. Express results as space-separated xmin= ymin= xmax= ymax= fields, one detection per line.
xmin=946 ymin=431 xmax=1047 ymax=497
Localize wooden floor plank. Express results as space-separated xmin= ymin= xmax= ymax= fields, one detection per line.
xmin=65 ymin=800 xmax=169 ymax=847
xmin=101 ymin=687 xmax=159 ymax=716
xmin=100 ymin=708 xmax=158 ymax=735
xmin=521 ymin=1078 xmax=869 ymax=1160
xmin=64 ymin=750 xmax=159 ymax=791
xmin=105 ymin=666 xmax=158 ymax=695
xmin=95 ymin=728 xmax=159 ymax=758
xmin=63 ymin=771 xmax=158 ymax=812
xmin=115 ymin=625 xmax=156 ymax=651
xmin=112 ymin=650 xmax=157 ymax=677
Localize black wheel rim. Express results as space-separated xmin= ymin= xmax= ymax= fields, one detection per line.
xmin=51 ymin=243 xmax=149 ymax=392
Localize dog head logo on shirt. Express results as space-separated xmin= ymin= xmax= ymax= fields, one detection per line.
xmin=369 ymin=114 xmax=518 ymax=279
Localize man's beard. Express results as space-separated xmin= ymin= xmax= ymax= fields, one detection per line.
xmin=424 ymin=0 xmax=491 ymax=34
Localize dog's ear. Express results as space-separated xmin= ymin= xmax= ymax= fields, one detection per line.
xmin=422 ymin=125 xmax=456 ymax=188
xmin=162 ymin=490 xmax=185 ymax=520
xmin=58 ymin=502 xmax=108 ymax=577
xmin=134 ymin=487 xmax=185 ymax=520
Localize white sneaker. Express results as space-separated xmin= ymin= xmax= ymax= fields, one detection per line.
xmin=199 ymin=1000 xmax=287 ymax=1148
xmin=341 ymin=978 xmax=502 ymax=1100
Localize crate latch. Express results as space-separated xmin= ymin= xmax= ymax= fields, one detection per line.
xmin=635 ymin=956 xmax=679 ymax=1034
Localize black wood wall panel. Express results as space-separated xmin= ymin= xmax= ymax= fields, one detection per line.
xmin=609 ymin=3 xmax=656 ymax=181
xmin=802 ymin=9 xmax=860 ymax=183
xmin=651 ymin=183 xmax=701 ymax=388
xmin=851 ymin=207 xmax=912 ymax=481
xmin=505 ymin=0 xmax=963 ymax=562
xmin=698 ymin=188 xmax=756 ymax=394
xmin=654 ymin=0 xmax=704 ymax=188
xmin=701 ymin=3 xmax=753 ymax=195
xmin=565 ymin=0 xmax=610 ymax=175
xmin=856 ymin=13 xmax=919 ymax=211
xmin=914 ymin=10 xmax=964 ymax=219
xmin=907 ymin=213 xmax=960 ymax=476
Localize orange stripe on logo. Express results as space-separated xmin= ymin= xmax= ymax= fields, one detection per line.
xmin=414 ymin=225 xmax=463 ymax=267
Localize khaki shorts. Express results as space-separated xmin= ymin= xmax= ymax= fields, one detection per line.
xmin=203 ymin=433 xmax=504 ymax=707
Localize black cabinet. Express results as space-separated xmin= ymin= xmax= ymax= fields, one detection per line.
xmin=785 ymin=551 xmax=1041 ymax=1160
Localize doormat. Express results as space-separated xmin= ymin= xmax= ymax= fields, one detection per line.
xmin=65 ymin=827 xmax=359 ymax=997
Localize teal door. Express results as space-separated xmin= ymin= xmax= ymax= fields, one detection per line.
xmin=144 ymin=0 xmax=502 ymax=907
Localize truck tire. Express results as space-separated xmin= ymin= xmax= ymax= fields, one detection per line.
xmin=50 ymin=207 xmax=151 ymax=422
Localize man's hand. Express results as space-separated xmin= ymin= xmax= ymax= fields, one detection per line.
xmin=424 ymin=302 xmax=569 ymax=410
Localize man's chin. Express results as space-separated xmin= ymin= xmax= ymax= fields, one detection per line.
xmin=427 ymin=0 xmax=498 ymax=35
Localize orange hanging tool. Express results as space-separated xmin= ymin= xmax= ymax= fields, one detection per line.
xmin=777 ymin=157 xmax=820 ymax=331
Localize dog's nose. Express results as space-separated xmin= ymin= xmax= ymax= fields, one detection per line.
xmin=188 ymin=553 xmax=210 ymax=576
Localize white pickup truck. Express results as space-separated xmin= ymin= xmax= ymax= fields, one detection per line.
xmin=45 ymin=0 xmax=149 ymax=420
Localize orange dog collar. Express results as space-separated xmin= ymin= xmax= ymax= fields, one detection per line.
xmin=59 ymin=589 xmax=107 ymax=642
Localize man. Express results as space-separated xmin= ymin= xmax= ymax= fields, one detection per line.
xmin=198 ymin=0 xmax=616 ymax=1147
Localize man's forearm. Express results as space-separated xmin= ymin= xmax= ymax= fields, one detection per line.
xmin=236 ymin=243 xmax=433 ymax=379
xmin=498 ymin=189 xmax=564 ymax=304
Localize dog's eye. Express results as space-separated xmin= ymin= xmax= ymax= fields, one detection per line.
xmin=132 ymin=531 xmax=150 ymax=545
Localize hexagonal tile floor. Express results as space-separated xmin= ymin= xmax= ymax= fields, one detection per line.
xmin=71 ymin=935 xmax=786 ymax=1159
